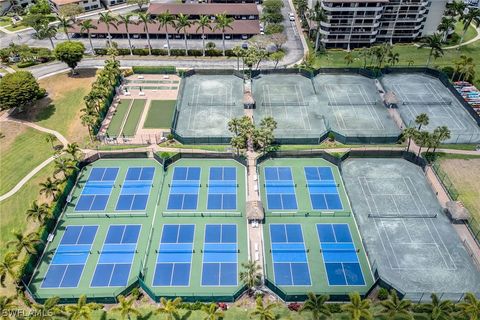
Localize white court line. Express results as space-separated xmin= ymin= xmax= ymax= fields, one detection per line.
xmin=359 ymin=85 xmax=385 ymax=130
xmin=294 ymin=84 xmax=311 ymax=130
xmin=325 ymin=85 xmax=347 ymax=130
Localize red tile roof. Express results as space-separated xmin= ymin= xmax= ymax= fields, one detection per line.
xmin=147 ymin=3 xmax=259 ymax=16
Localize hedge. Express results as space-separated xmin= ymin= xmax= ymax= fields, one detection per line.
xmin=132 ymin=66 xmax=176 ymax=74
xmin=94 ymin=48 xmax=236 ymax=57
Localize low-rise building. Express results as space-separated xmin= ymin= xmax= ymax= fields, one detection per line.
xmin=147 ymin=3 xmax=260 ymax=20
xmin=48 ymin=0 xmax=102 ymax=12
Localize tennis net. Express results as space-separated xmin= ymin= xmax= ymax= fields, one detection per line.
xmin=99 ymin=249 xmax=137 ymax=254
xmin=188 ymin=102 xmax=236 ymax=107
xmin=271 ymin=248 xmax=309 ymax=253
xmin=368 ymin=213 xmax=438 ymax=218
xmin=264 ymin=183 xmax=297 ymax=187
xmin=207 ymin=182 xmax=238 ymax=187
xmin=306 ymin=181 xmax=339 ymax=187
xmin=319 ymin=248 xmax=359 ymax=253
xmin=157 ymin=249 xmax=194 ymax=253
xmin=402 ymin=100 xmax=451 ymax=106
xmin=202 ymin=249 xmax=239 ymax=253
xmin=328 ymin=101 xmax=377 ymax=106
xmin=262 ymin=101 xmax=309 ymax=107
xmin=169 ymin=182 xmax=201 ymax=188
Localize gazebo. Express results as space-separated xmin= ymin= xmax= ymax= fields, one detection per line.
xmin=246 ymin=200 xmax=264 ymax=223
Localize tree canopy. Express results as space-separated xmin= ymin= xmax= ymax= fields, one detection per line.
xmin=54 ymin=41 xmax=85 ymax=75
xmin=0 ymin=71 xmax=46 ymax=111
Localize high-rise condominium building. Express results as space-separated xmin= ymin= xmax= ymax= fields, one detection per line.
xmin=317 ymin=0 xmax=448 ymax=49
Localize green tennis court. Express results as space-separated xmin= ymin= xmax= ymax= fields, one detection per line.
xmin=106 ymin=99 xmax=131 ymax=137
xmin=122 ymin=99 xmax=147 ymax=136
xmin=143 ymin=100 xmax=176 ymax=129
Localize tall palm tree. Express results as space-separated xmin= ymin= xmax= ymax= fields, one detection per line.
xmin=38 ymin=23 xmax=58 ymax=50
xmin=432 ymin=126 xmax=451 ymax=153
xmin=457 ymin=292 xmax=480 ymax=320
xmin=176 ymin=14 xmax=192 ymax=56
xmin=66 ymin=143 xmax=81 ymax=161
xmin=31 ymin=296 xmax=65 ymax=319
xmin=387 ymin=51 xmax=400 ymax=66
xmin=80 ymin=19 xmax=97 ymax=54
xmin=54 ymin=157 xmax=76 ymax=180
xmin=155 ymin=297 xmax=182 ymax=320
xmin=232 ymin=46 xmax=245 ymax=70
xmin=57 ymin=16 xmax=72 ymax=41
xmin=45 ymin=133 xmax=57 ymax=150
xmin=360 ymin=47 xmax=371 ymax=69
xmin=26 ymin=201 xmax=51 ymax=223
xmin=378 ymin=290 xmax=413 ymax=320
xmin=214 ymin=13 xmax=234 ymax=56
xmin=0 ymin=252 xmax=21 ymax=287
xmin=414 ymin=131 xmax=431 ymax=157
xmin=116 ymin=14 xmax=136 ymax=55
xmin=403 ymin=127 xmax=418 ymax=153
xmin=239 ymin=260 xmax=261 ymax=295
xmin=310 ymin=1 xmax=327 ymax=52
xmin=65 ymin=295 xmax=101 ymax=320
xmin=341 ymin=292 xmax=372 ymax=320
xmin=415 ymin=113 xmax=429 ymax=130
xmin=0 ymin=296 xmax=18 ymax=317
xmin=196 ymin=15 xmax=212 ymax=56
xmin=201 ymin=303 xmax=224 ymax=320
xmin=344 ymin=52 xmax=354 ymax=66
xmin=7 ymin=231 xmax=42 ymax=255
xmin=419 ymin=34 xmax=444 ymax=67
xmin=300 ymin=292 xmax=331 ymax=320
xmin=437 ymin=16 xmax=456 ymax=42
xmin=459 ymin=8 xmax=480 ymax=47
xmin=80 ymin=113 xmax=96 ymax=142
xmin=418 ymin=293 xmax=453 ymax=320
xmin=110 ymin=295 xmax=140 ymax=320
xmin=250 ymin=296 xmax=275 ymax=320
xmin=137 ymin=12 xmax=153 ymax=55
xmin=98 ymin=11 xmax=118 ymax=48
xmin=157 ymin=10 xmax=175 ymax=56
xmin=39 ymin=177 xmax=59 ymax=200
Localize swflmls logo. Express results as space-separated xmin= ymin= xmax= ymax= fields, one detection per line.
xmin=2 ymin=309 xmax=54 ymax=317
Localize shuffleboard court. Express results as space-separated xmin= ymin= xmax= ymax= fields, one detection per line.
xmin=317 ymin=224 xmax=365 ymax=286
xmin=153 ymin=224 xmax=195 ymax=286
xmin=167 ymin=167 xmax=201 ymax=210
xmin=201 ymin=224 xmax=238 ymax=286
xmin=75 ymin=168 xmax=119 ymax=211
xmin=270 ymin=224 xmax=311 ymax=286
xmin=121 ymin=99 xmax=147 ymax=136
xmin=305 ymin=167 xmax=343 ymax=210
xmin=143 ymin=100 xmax=176 ymax=129
xmin=207 ymin=167 xmax=237 ymax=210
xmin=91 ymin=224 xmax=141 ymax=287
xmin=264 ymin=167 xmax=297 ymax=210
xmin=116 ymin=167 xmax=155 ymax=211
xmin=106 ymin=99 xmax=132 ymax=137
xmin=41 ymin=225 xmax=98 ymax=288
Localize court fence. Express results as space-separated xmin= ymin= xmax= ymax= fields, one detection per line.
xmin=267 ymin=211 xmax=351 ymax=218
xmin=163 ymin=151 xmax=247 ymax=169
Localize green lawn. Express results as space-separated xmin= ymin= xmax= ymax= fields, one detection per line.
xmin=106 ymin=99 xmax=132 ymax=137
xmin=451 ymin=21 xmax=478 ymax=45
xmin=143 ymin=100 xmax=177 ymax=129
xmin=122 ymin=99 xmax=147 ymax=136
xmin=0 ymin=123 xmax=53 ymax=195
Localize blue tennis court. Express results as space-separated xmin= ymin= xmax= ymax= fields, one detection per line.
xmin=202 ymin=224 xmax=238 ymax=286
xmin=207 ymin=167 xmax=237 ymax=210
xmin=41 ymin=225 xmax=98 ymax=288
xmin=75 ymin=168 xmax=119 ymax=211
xmin=167 ymin=167 xmax=201 ymax=210
xmin=91 ymin=224 xmax=141 ymax=287
xmin=264 ymin=167 xmax=297 ymax=210
xmin=270 ymin=224 xmax=311 ymax=286
xmin=116 ymin=167 xmax=155 ymax=211
xmin=305 ymin=167 xmax=343 ymax=210
xmin=153 ymin=224 xmax=194 ymax=286
xmin=317 ymin=224 xmax=365 ymax=286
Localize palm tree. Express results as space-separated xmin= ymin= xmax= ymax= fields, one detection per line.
xmin=414 ymin=131 xmax=430 ymax=157
xmin=38 ymin=23 xmax=58 ymax=50
xmin=432 ymin=126 xmax=451 ymax=153
xmin=239 ymin=260 xmax=261 ymax=295
xmin=360 ymin=47 xmax=371 ymax=69
xmin=31 ymin=296 xmax=65 ymax=319
xmin=117 ymin=14 xmax=136 ymax=55
xmin=250 ymin=296 xmax=275 ymax=320
xmin=459 ymin=8 xmax=480 ymax=47
xmin=457 ymin=292 xmax=480 ymax=320
xmin=45 ymin=133 xmax=57 ymax=150
xmin=201 ymin=303 xmax=224 ymax=320
xmin=341 ymin=292 xmax=372 ymax=320
xmin=80 ymin=113 xmax=96 ymax=142
xmin=58 ymin=16 xmax=72 ymax=41
xmin=403 ymin=127 xmax=417 ymax=153
xmin=415 ymin=113 xmax=429 ymax=130
xmin=387 ymin=51 xmax=399 ymax=66
xmin=66 ymin=143 xmax=81 ymax=161
xmin=110 ymin=295 xmax=140 ymax=320
xmin=65 ymin=295 xmax=101 ymax=320
xmin=196 ymin=15 xmax=212 ymax=56
xmin=155 ymin=297 xmax=182 ymax=320
xmin=0 ymin=252 xmax=21 ymax=287
xmin=310 ymin=1 xmax=327 ymax=52
xmin=137 ymin=12 xmax=153 ymax=55
xmin=378 ymin=290 xmax=413 ymax=320
xmin=0 ymin=296 xmax=18 ymax=317
xmin=80 ymin=19 xmax=97 ymax=54
xmin=214 ymin=13 xmax=234 ymax=56
xmin=98 ymin=11 xmax=118 ymax=47
xmin=26 ymin=201 xmax=51 ymax=223
xmin=232 ymin=46 xmax=245 ymax=70
xmin=419 ymin=34 xmax=444 ymax=67
xmin=7 ymin=231 xmax=42 ymax=255
xmin=176 ymin=14 xmax=192 ymax=56
xmin=344 ymin=52 xmax=354 ymax=66
xmin=54 ymin=157 xmax=76 ymax=180
xmin=300 ymin=292 xmax=331 ymax=320
xmin=157 ymin=10 xmax=175 ymax=56
xmin=437 ymin=16 xmax=456 ymax=42
xmin=418 ymin=293 xmax=453 ymax=320
xmin=39 ymin=177 xmax=59 ymax=200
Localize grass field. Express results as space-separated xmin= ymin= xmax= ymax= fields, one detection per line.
xmin=13 ymin=71 xmax=97 ymax=145
xmin=0 ymin=122 xmax=53 ymax=195
xmin=451 ymin=21 xmax=478 ymax=45
xmin=106 ymin=99 xmax=132 ymax=136
xmin=122 ymin=99 xmax=147 ymax=136
xmin=143 ymin=100 xmax=176 ymax=129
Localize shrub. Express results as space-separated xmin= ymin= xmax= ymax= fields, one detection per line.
xmin=378 ymin=287 xmax=389 ymax=300
xmin=265 ymin=23 xmax=284 ymax=35
xmin=327 ymin=132 xmax=335 ymax=141
xmin=167 ymin=133 xmax=174 ymax=141
xmin=0 ymin=71 xmax=46 ymax=110
xmin=217 ymin=302 xmax=228 ymax=311
xmin=187 ymin=49 xmax=202 ymax=56
xmin=94 ymin=48 xmax=108 ymax=55
xmin=151 ymin=48 xmax=168 ymax=55
xmin=17 ymin=60 xmax=37 ymax=68
xmin=327 ymin=303 xmax=342 ymax=313
xmin=170 ymin=49 xmax=186 ymax=56
xmin=132 ymin=48 xmax=149 ymax=55
xmin=287 ymin=302 xmax=301 ymax=311
xmin=132 ymin=66 xmax=176 ymax=74
xmin=206 ymin=41 xmax=216 ymax=49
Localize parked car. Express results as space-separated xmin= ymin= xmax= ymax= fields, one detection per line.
xmin=289 ymin=12 xmax=295 ymax=21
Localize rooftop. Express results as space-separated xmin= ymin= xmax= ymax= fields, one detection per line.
xmin=147 ymin=3 xmax=259 ymax=16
